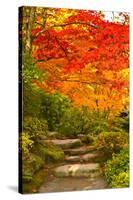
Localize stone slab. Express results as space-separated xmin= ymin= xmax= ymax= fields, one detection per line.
xmin=65 ymin=153 xmax=98 ymax=163
xmin=64 ymin=146 xmax=95 ymax=155
xmin=43 ymin=139 xmax=82 ymax=149
xmin=54 ymin=163 xmax=100 ymax=177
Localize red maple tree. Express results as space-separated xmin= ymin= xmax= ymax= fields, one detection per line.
xmin=30 ymin=9 xmax=129 ymax=115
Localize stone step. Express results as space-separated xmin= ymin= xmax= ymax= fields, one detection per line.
xmin=41 ymin=139 xmax=82 ymax=149
xmin=64 ymin=146 xmax=95 ymax=156
xmin=65 ymin=153 xmax=98 ymax=163
xmin=54 ymin=163 xmax=100 ymax=177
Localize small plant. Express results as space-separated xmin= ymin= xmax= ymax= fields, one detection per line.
xmin=58 ymin=107 xmax=90 ymax=137
xmin=86 ymin=111 xmax=110 ymax=135
xmin=80 ymin=134 xmax=94 ymax=144
xmin=42 ymin=92 xmax=71 ymax=131
xmin=111 ymin=172 xmax=129 ymax=188
xmin=105 ymin=148 xmax=129 ymax=188
xmin=94 ymin=131 xmax=128 ymax=158
xmin=112 ymin=112 xmax=129 ymax=133
xmin=21 ymin=132 xmax=34 ymax=157
xmin=23 ymin=117 xmax=48 ymax=139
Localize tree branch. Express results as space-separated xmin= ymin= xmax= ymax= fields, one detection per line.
xmin=54 ymin=36 xmax=69 ymax=58
xmin=34 ymin=21 xmax=99 ymax=38
xmin=48 ymin=78 xmax=102 ymax=86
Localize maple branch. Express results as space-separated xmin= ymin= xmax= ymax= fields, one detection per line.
xmin=54 ymin=36 xmax=69 ymax=58
xmin=34 ymin=58 xmax=57 ymax=64
xmin=57 ymin=79 xmax=102 ymax=85
xmin=34 ymin=56 xmax=65 ymax=64
xmin=34 ymin=21 xmax=99 ymax=38
xmin=52 ymin=21 xmax=99 ymax=29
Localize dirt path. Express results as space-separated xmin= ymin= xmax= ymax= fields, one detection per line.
xmin=39 ymin=176 xmax=107 ymax=193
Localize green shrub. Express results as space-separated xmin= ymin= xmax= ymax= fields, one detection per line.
xmin=78 ymin=108 xmax=110 ymax=135
xmin=86 ymin=111 xmax=110 ymax=135
xmin=94 ymin=131 xmax=128 ymax=158
xmin=23 ymin=84 xmax=44 ymax=118
xmin=79 ymin=134 xmax=94 ymax=144
xmin=57 ymin=107 xmax=111 ymax=137
xmin=42 ymin=92 xmax=71 ymax=131
xmin=23 ymin=117 xmax=48 ymax=139
xmin=21 ymin=132 xmax=34 ymax=158
xmin=42 ymin=94 xmax=110 ymax=137
xmin=22 ymin=55 xmax=45 ymax=118
xmin=105 ymin=148 xmax=129 ymax=188
xmin=22 ymin=54 xmax=43 ymax=85
xmin=58 ymin=107 xmax=90 ymax=137
xmin=111 ymin=172 xmax=129 ymax=188
xmin=112 ymin=114 xmax=129 ymax=133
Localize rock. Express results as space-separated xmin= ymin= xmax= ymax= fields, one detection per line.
xmin=47 ymin=131 xmax=59 ymax=138
xmin=54 ymin=163 xmax=100 ymax=177
xmin=84 ymin=176 xmax=108 ymax=190
xmin=81 ymin=153 xmax=98 ymax=162
xmin=65 ymin=153 xmax=98 ymax=163
xmin=65 ymin=155 xmax=80 ymax=162
xmin=64 ymin=146 xmax=95 ymax=155
xmin=39 ymin=135 xmax=47 ymax=140
xmin=43 ymin=139 xmax=82 ymax=149
xmin=78 ymin=134 xmax=85 ymax=139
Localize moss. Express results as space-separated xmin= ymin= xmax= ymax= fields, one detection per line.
xmin=31 ymin=143 xmax=46 ymax=160
xmin=44 ymin=145 xmax=65 ymax=162
xmin=22 ymin=140 xmax=65 ymax=192
xmin=22 ymin=153 xmax=44 ymax=183
xmin=31 ymin=153 xmax=44 ymax=171
xmin=32 ymin=142 xmax=65 ymax=163
xmin=23 ymin=169 xmax=47 ymax=193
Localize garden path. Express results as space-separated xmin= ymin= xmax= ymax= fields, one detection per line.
xmin=39 ymin=137 xmax=108 ymax=193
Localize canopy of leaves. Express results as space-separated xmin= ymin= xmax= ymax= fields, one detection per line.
xmin=20 ymin=7 xmax=129 ymax=117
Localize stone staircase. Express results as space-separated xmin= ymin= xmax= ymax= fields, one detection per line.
xmin=49 ymin=139 xmax=100 ymax=177
xmin=39 ymin=137 xmax=107 ymax=192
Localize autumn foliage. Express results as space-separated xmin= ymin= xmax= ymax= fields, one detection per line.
xmin=22 ymin=7 xmax=129 ymax=117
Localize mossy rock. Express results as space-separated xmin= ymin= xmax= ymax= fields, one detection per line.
xmin=31 ymin=143 xmax=46 ymax=160
xmin=44 ymin=146 xmax=65 ymax=162
xmin=32 ymin=143 xmax=65 ymax=163
xmin=23 ymin=169 xmax=47 ymax=193
xmin=22 ymin=153 xmax=44 ymax=183
xmin=31 ymin=153 xmax=44 ymax=171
